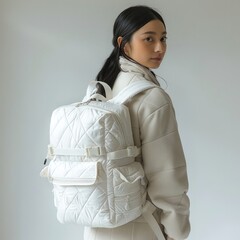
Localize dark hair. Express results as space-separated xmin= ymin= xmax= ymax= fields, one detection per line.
xmin=96 ymin=5 xmax=166 ymax=88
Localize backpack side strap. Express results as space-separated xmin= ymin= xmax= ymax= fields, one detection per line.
xmin=46 ymin=145 xmax=140 ymax=160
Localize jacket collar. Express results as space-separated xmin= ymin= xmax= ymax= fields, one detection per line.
xmin=119 ymin=57 xmax=160 ymax=86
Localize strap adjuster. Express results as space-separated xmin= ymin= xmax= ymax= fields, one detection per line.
xmin=47 ymin=145 xmax=55 ymax=157
xmin=85 ymin=147 xmax=106 ymax=157
xmin=127 ymin=146 xmax=140 ymax=157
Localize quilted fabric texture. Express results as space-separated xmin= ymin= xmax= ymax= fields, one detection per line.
xmin=45 ymin=101 xmax=147 ymax=227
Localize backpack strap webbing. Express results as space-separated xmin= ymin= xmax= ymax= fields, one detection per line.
xmin=142 ymin=201 xmax=166 ymax=240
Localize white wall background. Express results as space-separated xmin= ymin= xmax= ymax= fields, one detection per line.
xmin=1 ymin=0 xmax=240 ymax=239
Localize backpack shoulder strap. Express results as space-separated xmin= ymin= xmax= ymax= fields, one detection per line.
xmin=142 ymin=201 xmax=166 ymax=240
xmin=109 ymin=80 xmax=157 ymax=104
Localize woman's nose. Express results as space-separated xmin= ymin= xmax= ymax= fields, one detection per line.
xmin=155 ymin=41 xmax=165 ymax=53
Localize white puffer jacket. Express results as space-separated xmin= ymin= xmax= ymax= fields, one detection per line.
xmin=85 ymin=57 xmax=190 ymax=240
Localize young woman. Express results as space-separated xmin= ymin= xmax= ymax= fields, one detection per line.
xmin=84 ymin=5 xmax=190 ymax=240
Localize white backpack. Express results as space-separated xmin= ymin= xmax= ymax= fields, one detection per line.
xmin=40 ymin=80 xmax=165 ymax=240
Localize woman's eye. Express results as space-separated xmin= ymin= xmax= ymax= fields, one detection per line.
xmin=161 ymin=36 xmax=168 ymax=43
xmin=145 ymin=37 xmax=153 ymax=42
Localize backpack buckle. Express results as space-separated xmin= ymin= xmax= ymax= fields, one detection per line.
xmin=85 ymin=147 xmax=106 ymax=157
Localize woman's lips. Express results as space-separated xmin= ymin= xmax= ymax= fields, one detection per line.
xmin=151 ymin=57 xmax=162 ymax=62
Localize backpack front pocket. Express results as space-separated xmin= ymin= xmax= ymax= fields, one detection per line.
xmin=45 ymin=159 xmax=109 ymax=225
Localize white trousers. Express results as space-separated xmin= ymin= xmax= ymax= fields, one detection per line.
xmin=84 ymin=222 xmax=158 ymax=240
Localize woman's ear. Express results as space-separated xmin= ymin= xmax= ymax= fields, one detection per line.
xmin=117 ymin=36 xmax=123 ymax=47
xmin=117 ymin=36 xmax=130 ymax=56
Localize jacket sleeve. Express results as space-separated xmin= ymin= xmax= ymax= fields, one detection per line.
xmin=138 ymin=88 xmax=190 ymax=240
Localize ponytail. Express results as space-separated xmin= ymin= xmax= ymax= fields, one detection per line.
xmin=96 ymin=47 xmax=121 ymax=89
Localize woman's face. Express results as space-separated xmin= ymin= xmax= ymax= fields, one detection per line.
xmin=124 ymin=19 xmax=167 ymax=69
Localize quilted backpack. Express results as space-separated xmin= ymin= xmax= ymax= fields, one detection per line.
xmin=40 ymin=80 xmax=165 ymax=240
